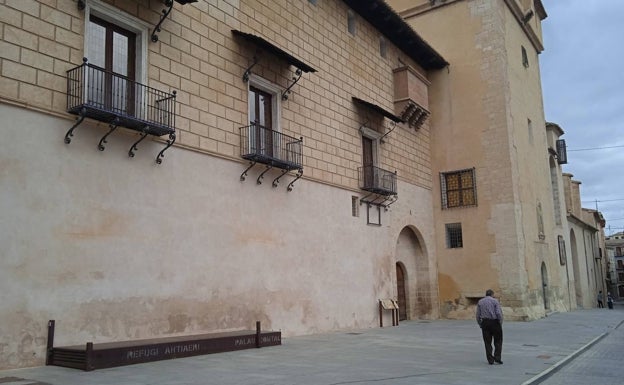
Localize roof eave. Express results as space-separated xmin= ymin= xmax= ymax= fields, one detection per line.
xmin=341 ymin=0 xmax=448 ymax=70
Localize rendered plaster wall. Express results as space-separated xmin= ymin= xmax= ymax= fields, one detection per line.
xmin=0 ymin=103 xmax=437 ymax=369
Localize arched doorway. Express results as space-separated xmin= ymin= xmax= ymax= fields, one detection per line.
xmin=395 ymin=227 xmax=431 ymax=319
xmin=396 ymin=263 xmax=407 ymax=321
xmin=541 ymin=262 xmax=549 ymax=310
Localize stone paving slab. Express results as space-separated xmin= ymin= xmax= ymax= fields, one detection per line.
xmin=2 ymin=308 xmax=623 ymax=385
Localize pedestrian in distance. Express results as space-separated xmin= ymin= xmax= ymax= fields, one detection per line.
xmin=476 ymin=289 xmax=503 ymax=365
xmin=597 ymin=290 xmax=604 ymax=308
xmin=607 ymin=292 xmax=614 ymax=309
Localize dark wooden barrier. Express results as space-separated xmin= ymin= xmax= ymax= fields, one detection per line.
xmin=46 ymin=320 xmax=281 ymax=371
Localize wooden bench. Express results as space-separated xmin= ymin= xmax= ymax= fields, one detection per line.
xmin=46 ymin=320 xmax=281 ymax=371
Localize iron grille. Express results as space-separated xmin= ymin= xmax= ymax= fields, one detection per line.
xmin=358 ymin=165 xmax=397 ymax=196
xmin=66 ymin=58 xmax=176 ymax=137
xmin=239 ymin=123 xmax=303 ymax=171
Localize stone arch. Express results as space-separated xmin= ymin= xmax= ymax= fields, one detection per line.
xmin=395 ymin=226 xmax=432 ymax=319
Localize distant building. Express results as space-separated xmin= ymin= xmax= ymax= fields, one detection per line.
xmin=606 ymin=232 xmax=624 ymax=298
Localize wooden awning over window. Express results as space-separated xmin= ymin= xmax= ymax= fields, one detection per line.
xmin=352 ymin=97 xmax=404 ymax=123
xmin=232 ymin=30 xmax=316 ymax=73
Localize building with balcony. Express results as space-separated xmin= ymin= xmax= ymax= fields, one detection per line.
xmin=0 ymin=0 xmax=446 ymax=369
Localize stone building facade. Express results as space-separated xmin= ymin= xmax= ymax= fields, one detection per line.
xmin=0 ymin=0 xmax=446 ymax=369
xmin=561 ymin=172 xmax=607 ymax=309
xmin=387 ymin=0 xmax=574 ymax=319
xmin=606 ymin=232 xmax=624 ymax=298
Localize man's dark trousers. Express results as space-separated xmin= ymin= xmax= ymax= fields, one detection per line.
xmin=481 ymin=318 xmax=503 ymax=363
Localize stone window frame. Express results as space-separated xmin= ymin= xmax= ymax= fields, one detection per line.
xmin=83 ymin=0 xmax=150 ymax=85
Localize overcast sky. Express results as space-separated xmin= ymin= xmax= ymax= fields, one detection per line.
xmin=540 ymin=0 xmax=624 ymax=236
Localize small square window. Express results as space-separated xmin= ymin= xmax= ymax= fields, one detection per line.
xmin=308 ymin=0 xmax=318 ymax=5
xmin=446 ymin=223 xmax=463 ymax=248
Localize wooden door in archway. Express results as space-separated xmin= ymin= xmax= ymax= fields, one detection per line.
xmin=396 ymin=263 xmax=407 ymax=321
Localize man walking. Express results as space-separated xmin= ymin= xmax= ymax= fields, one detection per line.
xmin=597 ymin=291 xmax=604 ymax=308
xmin=476 ymin=289 xmax=503 ymax=365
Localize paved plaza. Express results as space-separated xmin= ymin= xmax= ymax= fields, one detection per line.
xmin=1 ymin=306 xmax=623 ymax=385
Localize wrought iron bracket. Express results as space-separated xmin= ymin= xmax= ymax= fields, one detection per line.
xmin=156 ymin=131 xmax=176 ymax=164
xmin=242 ymin=55 xmax=259 ymax=82
xmin=98 ymin=118 xmax=119 ymax=151
xmin=151 ymin=0 xmax=175 ymax=43
xmin=257 ymin=165 xmax=272 ymax=185
xmin=128 ymin=127 xmax=149 ymax=158
xmin=385 ymin=195 xmax=398 ymax=209
xmin=240 ymin=161 xmax=256 ymax=181
xmin=272 ymin=169 xmax=289 ymax=188
xmin=380 ymin=121 xmax=397 ymax=144
xmin=77 ymin=0 xmax=86 ymax=10
xmin=287 ymin=168 xmax=303 ymax=192
xmin=281 ymin=68 xmax=303 ymax=100
xmin=64 ymin=107 xmax=86 ymax=144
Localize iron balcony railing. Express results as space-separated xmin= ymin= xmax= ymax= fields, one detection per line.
xmin=66 ymin=58 xmax=176 ymax=137
xmin=359 ymin=165 xmax=397 ymax=196
xmin=239 ymin=123 xmax=303 ymax=171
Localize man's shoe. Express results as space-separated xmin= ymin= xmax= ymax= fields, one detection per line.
xmin=488 ymin=361 xmax=494 ymax=365
xmin=494 ymin=359 xmax=503 ymax=364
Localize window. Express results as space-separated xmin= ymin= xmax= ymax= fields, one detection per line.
xmin=308 ymin=0 xmax=318 ymax=4
xmin=619 ymin=272 xmax=624 ymax=282
xmin=347 ymin=10 xmax=356 ymax=35
xmin=446 ymin=223 xmax=463 ymax=248
xmin=558 ymin=235 xmax=566 ymax=265
xmin=85 ymin=0 xmax=148 ymax=82
xmin=83 ymin=0 xmax=149 ymax=112
xmin=247 ymin=75 xmax=281 ymax=156
xmin=360 ymin=126 xmax=380 ymax=188
xmin=249 ymin=86 xmax=273 ymax=157
xmin=379 ymin=36 xmax=387 ymax=58
xmin=549 ymin=157 xmax=562 ymax=226
xmin=87 ymin=16 xmax=136 ymax=113
xmin=521 ymin=46 xmax=529 ymax=68
xmin=618 ymin=260 xmax=624 ymax=269
xmin=440 ymin=168 xmax=476 ymax=209
xmin=617 ymin=247 xmax=622 ymax=257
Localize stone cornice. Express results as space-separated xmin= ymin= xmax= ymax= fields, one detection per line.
xmin=398 ymin=0 xmax=545 ymax=54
